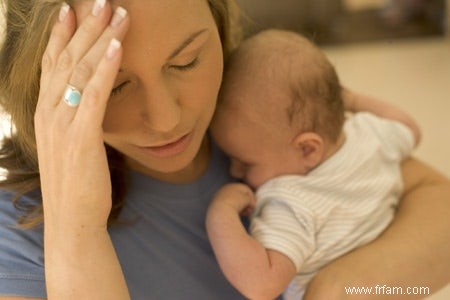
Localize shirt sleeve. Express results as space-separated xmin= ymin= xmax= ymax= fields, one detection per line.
xmin=249 ymin=195 xmax=316 ymax=272
xmin=353 ymin=112 xmax=415 ymax=162
xmin=0 ymin=190 xmax=46 ymax=298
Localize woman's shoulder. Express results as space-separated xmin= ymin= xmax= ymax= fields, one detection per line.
xmin=0 ymin=189 xmax=46 ymax=297
xmin=0 ymin=189 xmax=40 ymax=225
xmin=0 ymin=189 xmax=44 ymax=256
xmin=0 ymin=189 xmax=23 ymax=223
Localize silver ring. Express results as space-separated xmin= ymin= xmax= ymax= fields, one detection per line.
xmin=63 ymin=84 xmax=82 ymax=107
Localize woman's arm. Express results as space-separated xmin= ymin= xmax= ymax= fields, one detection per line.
xmin=304 ymin=157 xmax=450 ymax=300
xmin=34 ymin=3 xmax=130 ymax=299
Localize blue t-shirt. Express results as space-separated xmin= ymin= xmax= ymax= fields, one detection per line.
xmin=0 ymin=143 xmax=247 ymax=299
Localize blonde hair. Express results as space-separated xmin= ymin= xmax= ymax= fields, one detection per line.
xmin=0 ymin=0 xmax=242 ymax=228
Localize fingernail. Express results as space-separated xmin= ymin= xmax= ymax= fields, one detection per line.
xmin=92 ymin=0 xmax=106 ymax=17
xmin=59 ymin=2 xmax=70 ymax=22
xmin=110 ymin=7 xmax=127 ymax=28
xmin=106 ymin=38 xmax=121 ymax=59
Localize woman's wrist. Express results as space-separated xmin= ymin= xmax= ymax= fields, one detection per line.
xmin=44 ymin=222 xmax=129 ymax=299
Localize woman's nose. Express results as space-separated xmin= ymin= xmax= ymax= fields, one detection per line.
xmin=140 ymin=79 xmax=181 ymax=132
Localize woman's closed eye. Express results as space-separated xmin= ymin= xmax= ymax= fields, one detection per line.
xmin=111 ymin=81 xmax=130 ymax=97
xmin=169 ymin=57 xmax=200 ymax=71
xmin=110 ymin=56 xmax=200 ymax=97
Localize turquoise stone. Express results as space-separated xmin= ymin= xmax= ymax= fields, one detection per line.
xmin=64 ymin=86 xmax=81 ymax=107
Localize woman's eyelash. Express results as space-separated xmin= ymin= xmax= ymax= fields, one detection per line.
xmin=110 ymin=58 xmax=199 ymax=97
xmin=171 ymin=57 xmax=200 ymax=71
xmin=111 ymin=81 xmax=129 ymax=97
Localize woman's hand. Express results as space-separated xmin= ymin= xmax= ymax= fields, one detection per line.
xmin=36 ymin=1 xmax=128 ymax=229
xmin=341 ymin=87 xmax=421 ymax=144
xmin=34 ymin=2 xmax=131 ymax=298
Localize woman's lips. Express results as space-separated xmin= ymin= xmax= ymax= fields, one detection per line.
xmin=140 ymin=133 xmax=192 ymax=158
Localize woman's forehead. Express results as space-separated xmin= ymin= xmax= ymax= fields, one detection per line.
xmin=74 ymin=0 xmax=212 ymax=27
xmin=126 ymin=1 xmax=215 ymax=62
xmin=73 ymin=0 xmax=216 ymax=61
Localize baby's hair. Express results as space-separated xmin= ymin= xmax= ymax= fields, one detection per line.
xmin=224 ymin=29 xmax=345 ymax=143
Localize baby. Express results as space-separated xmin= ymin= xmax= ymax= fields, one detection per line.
xmin=206 ymin=29 xmax=420 ymax=299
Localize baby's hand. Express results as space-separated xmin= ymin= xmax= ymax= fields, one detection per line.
xmin=211 ymin=183 xmax=256 ymax=216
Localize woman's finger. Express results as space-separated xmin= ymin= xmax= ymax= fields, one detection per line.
xmin=39 ymin=3 xmax=76 ymax=99
xmin=45 ymin=0 xmax=113 ymax=108
xmin=54 ymin=6 xmax=129 ymax=125
xmin=66 ymin=6 xmax=129 ymax=99
xmin=75 ymin=38 xmax=122 ymax=130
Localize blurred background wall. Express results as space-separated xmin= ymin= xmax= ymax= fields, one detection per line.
xmin=235 ymin=0 xmax=446 ymax=45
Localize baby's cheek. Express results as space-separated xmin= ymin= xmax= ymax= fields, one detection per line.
xmin=251 ymin=166 xmax=280 ymax=189
xmin=246 ymin=171 xmax=263 ymax=190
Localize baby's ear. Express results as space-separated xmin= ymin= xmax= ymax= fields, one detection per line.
xmin=292 ymin=132 xmax=324 ymax=171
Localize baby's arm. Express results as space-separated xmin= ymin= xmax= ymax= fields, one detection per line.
xmin=343 ymin=88 xmax=421 ymax=145
xmin=206 ymin=183 xmax=296 ymax=299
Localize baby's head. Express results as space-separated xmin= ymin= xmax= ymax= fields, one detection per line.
xmin=211 ymin=29 xmax=345 ymax=188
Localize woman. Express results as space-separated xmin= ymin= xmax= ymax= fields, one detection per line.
xmin=0 ymin=0 xmax=448 ymax=299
